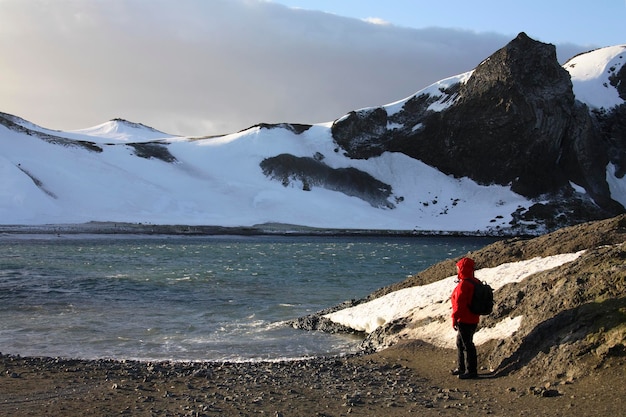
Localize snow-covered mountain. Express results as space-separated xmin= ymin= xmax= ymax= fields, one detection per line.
xmin=1 ymin=34 xmax=624 ymax=235
xmin=0 ymin=114 xmax=525 ymax=233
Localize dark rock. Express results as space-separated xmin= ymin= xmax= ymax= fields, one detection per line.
xmin=260 ymin=153 xmax=396 ymax=208
xmin=251 ymin=122 xmax=312 ymax=135
xmin=127 ymin=142 xmax=177 ymax=163
xmin=609 ymin=60 xmax=626 ymax=100
xmin=330 ymin=33 xmax=625 ymax=224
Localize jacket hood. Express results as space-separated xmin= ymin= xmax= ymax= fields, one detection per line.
xmin=456 ymin=257 xmax=475 ymax=280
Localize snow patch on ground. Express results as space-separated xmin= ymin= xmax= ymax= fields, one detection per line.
xmin=324 ymin=251 xmax=585 ymax=348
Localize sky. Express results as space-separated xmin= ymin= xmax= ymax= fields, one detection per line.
xmin=272 ymin=0 xmax=625 ymax=47
xmin=0 ymin=0 xmax=623 ymax=137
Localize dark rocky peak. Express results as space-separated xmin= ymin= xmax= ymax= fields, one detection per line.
xmin=461 ymin=32 xmax=571 ymax=101
xmin=436 ymin=32 xmax=578 ymax=195
xmin=331 ymin=33 xmax=625 ymax=222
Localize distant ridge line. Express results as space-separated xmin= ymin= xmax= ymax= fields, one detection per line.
xmin=0 ymin=222 xmax=516 ymax=238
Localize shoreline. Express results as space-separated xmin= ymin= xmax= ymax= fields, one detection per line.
xmin=0 ymin=221 xmax=529 ymax=238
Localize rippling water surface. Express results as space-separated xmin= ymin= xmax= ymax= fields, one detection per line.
xmin=0 ymin=234 xmax=493 ymax=361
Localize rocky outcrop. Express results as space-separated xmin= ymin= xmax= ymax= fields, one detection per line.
xmin=331 ymin=33 xmax=626 ymax=219
xmin=609 ymin=57 xmax=626 ymax=100
xmin=260 ymin=153 xmax=398 ymax=208
xmin=127 ymin=142 xmax=177 ymax=163
xmin=296 ymin=214 xmax=626 ymax=381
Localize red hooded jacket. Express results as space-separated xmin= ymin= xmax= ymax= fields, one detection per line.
xmin=451 ymin=257 xmax=480 ymax=326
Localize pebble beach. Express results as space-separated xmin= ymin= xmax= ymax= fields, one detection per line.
xmin=2 ymin=340 xmax=623 ymax=417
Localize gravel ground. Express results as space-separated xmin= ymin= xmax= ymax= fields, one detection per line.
xmin=1 ymin=340 xmax=623 ymax=417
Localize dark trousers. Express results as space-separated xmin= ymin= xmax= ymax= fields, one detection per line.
xmin=456 ymin=323 xmax=478 ymax=373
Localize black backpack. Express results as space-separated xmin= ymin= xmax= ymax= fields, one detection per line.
xmin=469 ymin=279 xmax=494 ymax=315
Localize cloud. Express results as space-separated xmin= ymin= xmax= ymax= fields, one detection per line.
xmin=362 ymin=17 xmax=392 ymax=26
xmin=0 ymin=0 xmax=591 ymax=136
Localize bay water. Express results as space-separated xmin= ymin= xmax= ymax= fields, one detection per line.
xmin=0 ymin=234 xmax=493 ymax=362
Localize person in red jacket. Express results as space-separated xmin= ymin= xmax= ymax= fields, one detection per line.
xmin=450 ymin=257 xmax=480 ymax=379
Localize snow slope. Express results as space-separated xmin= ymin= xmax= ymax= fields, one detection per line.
xmin=0 ymin=119 xmax=529 ymax=231
xmin=564 ymin=45 xmax=626 ymax=110
xmin=69 ymin=119 xmax=177 ymax=143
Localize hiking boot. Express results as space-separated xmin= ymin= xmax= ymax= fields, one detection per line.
xmin=458 ymin=372 xmax=478 ymax=380
xmin=451 ymin=369 xmax=464 ymax=376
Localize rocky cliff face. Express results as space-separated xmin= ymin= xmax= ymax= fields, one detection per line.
xmin=331 ymin=33 xmax=626 ymax=226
